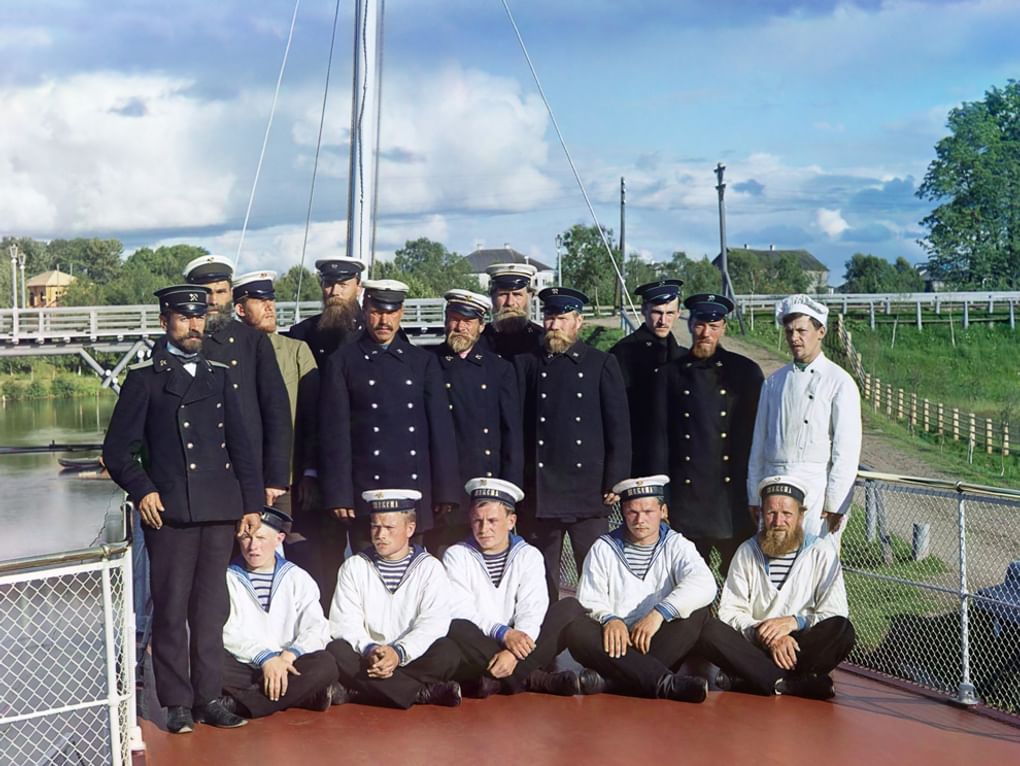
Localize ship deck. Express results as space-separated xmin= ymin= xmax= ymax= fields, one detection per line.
xmin=137 ymin=668 xmax=1020 ymax=765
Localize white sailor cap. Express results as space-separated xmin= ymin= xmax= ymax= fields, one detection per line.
xmin=775 ymin=294 xmax=829 ymax=328
xmin=183 ymin=254 xmax=234 ymax=284
xmin=232 ymin=270 xmax=277 ymax=302
xmin=612 ymin=474 xmax=670 ymax=501
xmin=361 ymin=488 xmax=422 ymax=513
xmin=465 ymin=477 xmax=524 ymax=507
xmin=362 ymin=279 xmax=410 ymax=311
xmin=756 ymin=475 xmax=809 ymax=505
xmin=444 ymin=289 xmax=492 ymax=319
xmin=486 ymin=262 xmax=537 ymax=290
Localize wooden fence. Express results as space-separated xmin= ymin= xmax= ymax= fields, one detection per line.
xmin=829 ymin=314 xmax=1012 ymax=462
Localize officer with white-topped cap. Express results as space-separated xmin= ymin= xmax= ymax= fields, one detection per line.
xmin=318 ymin=279 xmax=460 ymax=552
xmin=428 ymin=290 xmax=522 ymax=554
xmin=696 ymin=475 xmax=855 ymax=700
xmin=747 ymin=294 xmax=862 ymax=543
xmin=478 ymin=262 xmax=544 ymax=359
xmin=565 ymin=475 xmax=717 ymax=703
xmin=515 ymin=286 xmax=631 ymax=600
xmin=444 ymin=478 xmax=595 ymax=697
xmin=326 ymin=489 xmax=463 ymax=708
xmin=286 ymin=257 xmax=366 ymax=366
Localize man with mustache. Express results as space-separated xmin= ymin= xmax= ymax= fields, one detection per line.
xmin=428 ymin=290 xmax=522 ymax=554
xmin=319 ymin=280 xmax=460 ymax=552
xmin=478 ymin=262 xmax=544 ymax=359
xmin=609 ymin=279 xmax=686 ymax=475
xmin=103 ymin=285 xmax=263 ymax=733
xmin=696 ymin=476 xmax=855 ymax=700
xmin=747 ymin=295 xmax=862 ymax=544
xmin=286 ymin=258 xmax=365 ymax=367
xmin=514 ymin=286 xmax=631 ymax=600
xmin=663 ymin=293 xmax=763 ymax=575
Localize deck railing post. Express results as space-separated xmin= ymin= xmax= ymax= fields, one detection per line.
xmin=955 ymin=494 xmax=979 ymax=705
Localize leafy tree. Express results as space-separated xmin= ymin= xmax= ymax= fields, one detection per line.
xmin=665 ymin=251 xmax=721 ymax=296
xmin=46 ymin=238 xmax=124 ymax=283
xmin=60 ymin=276 xmax=106 ymax=306
xmin=275 ymin=265 xmax=321 ymax=303
xmin=559 ymin=224 xmax=622 ymax=311
xmin=918 ymin=80 xmax=1020 ymax=288
xmin=375 ymin=238 xmax=480 ymax=298
xmin=0 ymin=237 xmax=50 ymax=308
xmin=843 ymin=253 xmax=924 ymax=293
xmin=104 ymin=244 xmax=210 ymax=304
xmin=725 ymin=249 xmax=808 ymax=294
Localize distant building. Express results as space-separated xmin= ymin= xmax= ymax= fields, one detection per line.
xmin=27 ymin=270 xmax=75 ymax=307
xmin=713 ymin=246 xmax=830 ymax=293
xmin=915 ymin=266 xmax=944 ymax=293
xmin=465 ymin=244 xmax=556 ymax=291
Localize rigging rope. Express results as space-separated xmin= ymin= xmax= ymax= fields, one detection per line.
xmin=233 ymin=0 xmax=302 ymax=268
xmin=499 ymin=0 xmax=639 ymax=319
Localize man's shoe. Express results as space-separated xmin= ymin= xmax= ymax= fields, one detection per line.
xmin=300 ymin=684 xmax=334 ymax=712
xmin=414 ymin=680 xmax=462 ymax=707
xmin=776 ymin=673 xmax=835 ymax=700
xmin=462 ymin=676 xmax=502 ymax=699
xmin=524 ymin=669 xmax=582 ymax=696
xmin=166 ymin=706 xmax=194 ymax=734
xmin=654 ymin=672 xmax=708 ymax=703
xmin=193 ymin=698 xmax=248 ymax=728
xmin=328 ymin=681 xmax=358 ymax=705
xmin=578 ymin=669 xmax=608 ymax=695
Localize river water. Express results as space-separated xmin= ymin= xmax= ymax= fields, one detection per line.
xmin=0 ymin=396 xmax=122 ymax=561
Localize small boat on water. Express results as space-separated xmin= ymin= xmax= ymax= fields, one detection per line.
xmin=58 ymin=455 xmax=104 ymax=471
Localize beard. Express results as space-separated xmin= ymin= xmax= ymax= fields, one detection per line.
xmin=491 ymin=306 xmax=529 ymax=333
xmin=447 ymin=330 xmax=478 ymax=354
xmin=319 ymin=296 xmax=360 ymax=335
xmin=204 ymin=309 xmax=232 ymax=334
xmin=543 ymin=329 xmax=574 ymax=355
xmin=759 ymin=524 xmax=804 ymax=557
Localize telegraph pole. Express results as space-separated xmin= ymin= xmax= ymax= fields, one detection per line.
xmin=715 ymin=163 xmax=746 ymax=334
xmin=8 ymin=244 xmax=19 ymax=340
xmin=618 ymin=176 xmax=626 ymax=320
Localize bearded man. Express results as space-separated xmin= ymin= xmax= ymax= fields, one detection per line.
xmin=427 ymin=290 xmax=522 ymax=555
xmin=478 ymin=263 xmax=544 ymax=359
xmin=695 ymin=476 xmax=856 ymax=700
xmin=514 ymin=286 xmax=631 ymax=600
xmin=286 ymin=258 xmax=365 ymax=367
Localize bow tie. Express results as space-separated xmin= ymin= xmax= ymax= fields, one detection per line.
xmin=176 ymin=353 xmax=201 ymax=364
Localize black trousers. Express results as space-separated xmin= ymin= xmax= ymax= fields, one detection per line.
xmin=449 ymin=597 xmax=586 ymax=692
xmin=326 ymin=637 xmax=461 ymax=709
xmin=285 ymin=510 xmax=349 ymax=612
xmin=565 ymin=607 xmax=709 ymax=697
xmin=519 ymin=516 xmax=608 ymax=600
xmin=690 ymin=537 xmax=743 ymax=578
xmin=144 ymin=521 xmax=235 ymax=708
xmin=696 ymin=616 xmax=857 ymax=694
xmin=221 ymin=649 xmax=339 ymax=718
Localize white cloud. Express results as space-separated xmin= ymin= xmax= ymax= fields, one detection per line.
xmin=816 ymin=208 xmax=849 ymax=239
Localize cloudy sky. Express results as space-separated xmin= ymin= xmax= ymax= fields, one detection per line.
xmin=3 ymin=0 xmax=1019 ymax=282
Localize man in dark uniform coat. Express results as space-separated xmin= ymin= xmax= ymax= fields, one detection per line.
xmin=103 ymin=285 xmax=264 ymax=734
xmin=478 ymin=262 xmax=544 ymax=360
xmin=428 ymin=289 xmax=522 ymax=554
xmin=183 ymin=254 xmax=292 ymax=508
xmin=609 ymin=279 xmax=686 ymax=475
xmin=515 ymin=287 xmax=631 ymax=599
xmin=663 ymin=293 xmax=763 ymax=575
xmin=285 ymin=257 xmax=366 ymax=367
xmin=319 ymin=279 xmax=461 ymax=551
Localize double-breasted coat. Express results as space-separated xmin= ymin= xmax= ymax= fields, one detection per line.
xmin=287 ymin=312 xmax=365 ymax=368
xmin=608 ymin=323 xmax=686 ymax=475
xmin=515 ymin=341 xmax=631 ymax=521
xmin=318 ymin=331 xmax=460 ymax=532
xmin=479 ymin=321 xmax=544 ymax=360
xmin=661 ymin=345 xmax=763 ymax=540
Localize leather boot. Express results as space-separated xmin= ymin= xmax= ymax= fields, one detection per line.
xmin=414 ymin=680 xmax=462 ymax=707
xmin=524 ymin=669 xmax=582 ymax=696
xmin=654 ymin=672 xmax=708 ymax=703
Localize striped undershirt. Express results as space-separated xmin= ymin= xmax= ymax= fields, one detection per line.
xmin=374 ymin=551 xmax=413 ymax=593
xmin=482 ymin=549 xmax=509 ymax=586
xmin=768 ymin=551 xmax=799 ymax=590
xmin=245 ymin=570 xmax=274 ymax=611
xmin=623 ymin=541 xmax=657 ymax=579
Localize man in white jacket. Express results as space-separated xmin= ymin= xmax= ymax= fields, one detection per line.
xmin=697 ymin=476 xmax=856 ymax=699
xmin=747 ymin=294 xmax=862 ymax=542
xmin=565 ymin=476 xmax=717 ymax=703
xmin=326 ymin=489 xmax=463 ymax=708
xmin=221 ymin=507 xmax=340 ymax=718
xmin=444 ymin=478 xmax=594 ymax=697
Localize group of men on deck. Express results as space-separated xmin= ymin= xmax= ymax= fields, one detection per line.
xmin=102 ymin=253 xmax=862 ymax=733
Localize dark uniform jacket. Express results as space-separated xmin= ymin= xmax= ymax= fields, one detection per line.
xmin=515 ymin=341 xmax=631 ymax=522
xmin=103 ymin=344 xmax=263 ymax=523
xmin=432 ymin=341 xmax=523 ymax=522
xmin=286 ymin=312 xmax=365 ymax=368
xmin=197 ymin=320 xmax=292 ymax=489
xmin=609 ymin=323 xmax=686 ymax=475
xmin=479 ymin=321 xmax=544 ymax=360
xmin=318 ymin=331 xmax=460 ymax=532
xmin=661 ymin=345 xmax=763 ymax=540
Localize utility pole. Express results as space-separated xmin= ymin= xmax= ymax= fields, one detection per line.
xmin=554 ymin=234 xmax=563 ymax=286
xmin=8 ymin=244 xmax=19 ymax=340
xmin=618 ymin=176 xmax=626 ymax=321
xmin=715 ymin=163 xmax=746 ymax=334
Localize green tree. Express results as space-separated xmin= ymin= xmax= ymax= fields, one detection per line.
xmin=46 ymin=238 xmax=124 ymax=283
xmin=275 ymin=265 xmax=321 ymax=303
xmin=559 ymin=224 xmax=621 ymax=311
xmin=726 ymin=249 xmax=808 ymax=294
xmin=0 ymin=237 xmax=50 ymax=308
xmin=666 ymin=251 xmax=721 ymax=296
xmin=60 ymin=276 xmax=106 ymax=306
xmin=375 ymin=238 xmax=480 ymax=298
xmin=103 ymin=244 xmax=210 ymax=304
xmin=918 ymin=80 xmax=1020 ymax=288
xmin=843 ymin=253 xmax=924 ymax=293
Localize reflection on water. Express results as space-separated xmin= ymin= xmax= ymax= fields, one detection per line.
xmin=0 ymin=395 xmax=123 ymax=561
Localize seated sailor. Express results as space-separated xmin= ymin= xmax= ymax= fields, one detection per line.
xmin=220 ymin=506 xmax=340 ymax=718
xmin=326 ymin=489 xmax=462 ymax=708
xmin=565 ymin=475 xmax=717 ymax=703
xmin=443 ymin=477 xmax=596 ymax=697
xmin=696 ymin=475 xmax=856 ymax=699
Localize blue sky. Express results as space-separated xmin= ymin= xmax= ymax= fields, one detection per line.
xmin=2 ymin=0 xmax=1019 ymax=284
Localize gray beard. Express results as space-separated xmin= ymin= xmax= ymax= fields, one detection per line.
xmin=447 ymin=332 xmax=476 ymax=354
xmin=204 ymin=310 xmax=232 ymax=335
xmin=491 ymin=307 xmax=528 ymax=333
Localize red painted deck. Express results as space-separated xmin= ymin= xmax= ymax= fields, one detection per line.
xmin=137 ymin=670 xmax=1020 ymax=765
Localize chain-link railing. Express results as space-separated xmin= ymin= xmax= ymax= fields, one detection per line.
xmin=0 ymin=542 xmax=140 ymax=766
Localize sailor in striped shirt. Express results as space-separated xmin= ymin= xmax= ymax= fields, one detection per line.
xmin=697 ymin=475 xmax=856 ymax=700
xmin=444 ymin=478 xmax=595 ymax=697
